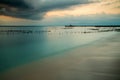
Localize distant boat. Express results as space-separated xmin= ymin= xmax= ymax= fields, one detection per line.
xmin=65 ymin=24 xmax=75 ymax=27
xmin=89 ymin=28 xmax=99 ymax=30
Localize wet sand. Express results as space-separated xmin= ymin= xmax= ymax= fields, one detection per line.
xmin=0 ymin=32 xmax=120 ymax=80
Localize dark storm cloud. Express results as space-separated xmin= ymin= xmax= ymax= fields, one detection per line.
xmin=0 ymin=0 xmax=94 ymax=20
xmin=0 ymin=0 xmax=29 ymax=9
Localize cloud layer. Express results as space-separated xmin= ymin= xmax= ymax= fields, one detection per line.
xmin=0 ymin=0 xmax=92 ymax=20
xmin=46 ymin=0 xmax=120 ymax=17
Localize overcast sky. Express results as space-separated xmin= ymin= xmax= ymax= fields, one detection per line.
xmin=0 ymin=0 xmax=120 ymax=25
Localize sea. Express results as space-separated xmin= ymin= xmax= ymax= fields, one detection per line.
xmin=0 ymin=26 xmax=117 ymax=72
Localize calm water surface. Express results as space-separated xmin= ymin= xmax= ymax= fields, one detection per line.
xmin=0 ymin=26 xmax=116 ymax=72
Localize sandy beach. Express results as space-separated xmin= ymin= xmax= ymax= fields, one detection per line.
xmin=0 ymin=32 xmax=120 ymax=80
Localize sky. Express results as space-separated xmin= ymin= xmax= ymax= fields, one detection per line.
xmin=0 ymin=0 xmax=120 ymax=26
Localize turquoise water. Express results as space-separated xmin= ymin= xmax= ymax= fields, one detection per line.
xmin=0 ymin=26 xmax=116 ymax=72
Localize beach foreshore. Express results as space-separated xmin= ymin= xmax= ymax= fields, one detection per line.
xmin=0 ymin=32 xmax=120 ymax=80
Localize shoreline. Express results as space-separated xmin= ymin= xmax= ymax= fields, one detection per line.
xmin=0 ymin=32 xmax=120 ymax=80
xmin=0 ymin=32 xmax=116 ymax=72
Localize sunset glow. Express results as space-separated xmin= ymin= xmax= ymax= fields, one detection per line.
xmin=45 ymin=0 xmax=120 ymax=17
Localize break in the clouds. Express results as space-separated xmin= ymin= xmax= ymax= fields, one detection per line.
xmin=0 ymin=0 xmax=93 ymax=20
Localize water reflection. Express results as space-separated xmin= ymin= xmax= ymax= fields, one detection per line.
xmin=0 ymin=26 xmax=118 ymax=72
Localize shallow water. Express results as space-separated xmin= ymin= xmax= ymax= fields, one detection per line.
xmin=0 ymin=26 xmax=116 ymax=72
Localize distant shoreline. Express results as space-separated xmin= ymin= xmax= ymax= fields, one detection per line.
xmin=0 ymin=25 xmax=120 ymax=27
